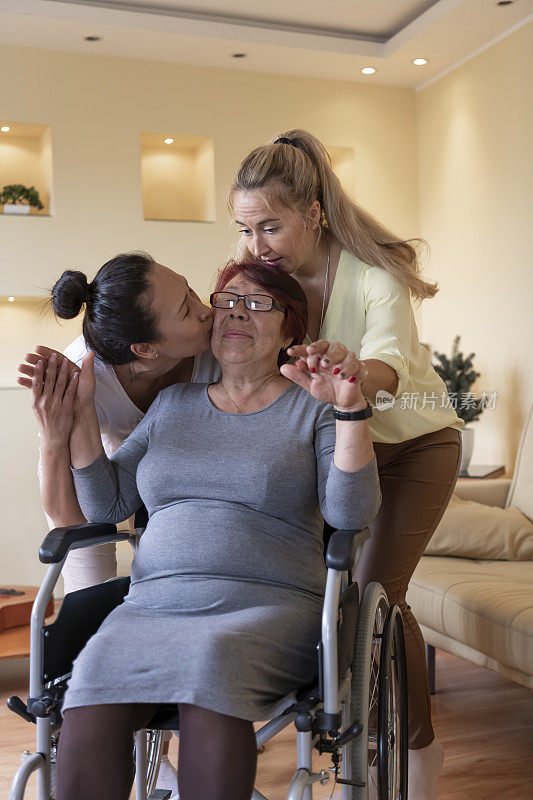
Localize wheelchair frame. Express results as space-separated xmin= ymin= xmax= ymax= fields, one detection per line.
xmin=9 ymin=520 xmax=407 ymax=800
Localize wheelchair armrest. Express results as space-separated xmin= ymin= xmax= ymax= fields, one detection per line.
xmin=325 ymin=528 xmax=371 ymax=571
xmin=39 ymin=523 xmax=130 ymax=564
xmin=134 ymin=504 xmax=149 ymax=529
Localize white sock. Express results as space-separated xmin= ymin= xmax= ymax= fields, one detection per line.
xmin=155 ymin=753 xmax=179 ymax=795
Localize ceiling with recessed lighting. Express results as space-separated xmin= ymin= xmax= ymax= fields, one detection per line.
xmin=0 ymin=0 xmax=531 ymax=87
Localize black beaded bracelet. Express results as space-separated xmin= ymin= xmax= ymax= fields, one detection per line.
xmin=333 ymin=400 xmax=373 ymax=421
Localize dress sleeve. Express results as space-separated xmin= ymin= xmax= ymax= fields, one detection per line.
xmin=314 ymin=404 xmax=381 ymax=531
xmin=71 ymin=392 xmax=162 ymax=523
xmin=359 ymin=266 xmax=412 ymax=398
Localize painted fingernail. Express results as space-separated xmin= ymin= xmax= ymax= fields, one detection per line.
xmin=62 ymin=357 xmax=68 ymax=367
xmin=332 ymin=368 xmax=340 ymax=375
xmin=37 ymin=360 xmax=43 ymax=368
xmin=348 ymin=376 xmax=356 ymax=383
xmin=310 ymin=367 xmax=317 ymax=373
xmin=72 ymin=371 xmax=78 ymax=379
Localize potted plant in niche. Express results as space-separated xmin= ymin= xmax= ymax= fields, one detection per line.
xmin=0 ymin=184 xmax=45 ymax=215
xmin=433 ymin=336 xmax=484 ymax=474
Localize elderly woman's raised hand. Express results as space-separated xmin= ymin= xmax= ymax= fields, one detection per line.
xmin=30 ymin=351 xmax=96 ymax=446
xmin=18 ymin=345 xmax=79 ymax=389
xmin=281 ymin=340 xmax=368 ymax=411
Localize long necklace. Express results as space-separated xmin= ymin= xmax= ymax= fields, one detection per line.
xmin=319 ymin=240 xmax=331 ymax=333
xmin=219 ymin=373 xmax=279 ymax=413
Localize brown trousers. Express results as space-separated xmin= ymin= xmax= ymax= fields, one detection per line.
xmin=355 ymin=426 xmax=462 ymax=749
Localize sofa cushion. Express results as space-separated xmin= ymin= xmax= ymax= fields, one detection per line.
xmin=407 ymin=556 xmax=533 ymax=677
xmin=424 ymin=494 xmax=533 ymax=560
xmin=506 ymin=405 xmax=533 ymax=520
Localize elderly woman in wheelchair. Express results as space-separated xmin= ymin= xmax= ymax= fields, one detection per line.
xmin=10 ymin=259 xmax=408 ymax=800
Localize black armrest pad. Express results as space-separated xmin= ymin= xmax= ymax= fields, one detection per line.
xmin=325 ymin=528 xmax=371 ymax=571
xmin=39 ymin=523 xmax=128 ymax=564
xmin=134 ymin=505 xmax=149 ymax=529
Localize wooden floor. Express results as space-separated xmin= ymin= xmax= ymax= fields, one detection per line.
xmin=1 ymin=648 xmax=532 ymax=799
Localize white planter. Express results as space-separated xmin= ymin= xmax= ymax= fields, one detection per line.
xmin=460 ymin=426 xmax=475 ymax=474
xmin=3 ymin=203 xmax=30 ymax=215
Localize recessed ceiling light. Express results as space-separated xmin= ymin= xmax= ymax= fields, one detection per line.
xmin=361 ymin=67 xmax=376 ymax=75
xmin=413 ymin=58 xmax=429 ymax=66
xmin=84 ymin=35 xmax=102 ymax=42
xmin=1 ymin=125 xmax=10 ymax=132
xmin=231 ymin=53 xmax=247 ymax=58
xmin=8 ymin=296 xmax=15 ymax=303
xmin=164 ymin=138 xmax=174 ymax=145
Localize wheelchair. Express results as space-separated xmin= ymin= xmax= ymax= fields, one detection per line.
xmin=8 ymin=509 xmax=408 ymax=800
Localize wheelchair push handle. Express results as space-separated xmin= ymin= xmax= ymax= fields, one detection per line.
xmin=325 ymin=527 xmax=371 ymax=572
xmin=39 ymin=522 xmax=130 ymax=564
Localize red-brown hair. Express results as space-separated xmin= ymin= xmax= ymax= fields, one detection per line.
xmin=214 ymin=259 xmax=308 ymax=364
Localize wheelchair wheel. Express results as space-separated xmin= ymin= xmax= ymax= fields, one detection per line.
xmin=345 ymin=582 xmax=388 ymax=800
xmin=377 ymin=605 xmax=408 ymax=800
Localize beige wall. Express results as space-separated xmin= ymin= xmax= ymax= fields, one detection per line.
xmin=0 ymin=43 xmax=419 ymax=586
xmin=0 ymin=297 xmax=80 ymax=388
xmin=416 ymin=22 xmax=533 ymax=470
xmin=0 ymin=44 xmax=418 ymax=299
xmin=0 ymin=300 xmax=80 ymax=586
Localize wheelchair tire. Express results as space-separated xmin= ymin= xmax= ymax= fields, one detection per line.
xmin=377 ymin=605 xmax=408 ymax=800
xmin=346 ymin=582 xmax=388 ymax=800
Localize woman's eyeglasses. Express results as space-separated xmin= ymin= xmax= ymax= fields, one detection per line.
xmin=210 ymin=292 xmax=285 ymax=313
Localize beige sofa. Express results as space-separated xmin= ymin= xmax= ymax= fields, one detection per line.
xmin=407 ymin=407 xmax=533 ymax=690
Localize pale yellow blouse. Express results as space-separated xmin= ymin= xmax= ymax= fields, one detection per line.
xmin=316 ymin=251 xmax=464 ymax=444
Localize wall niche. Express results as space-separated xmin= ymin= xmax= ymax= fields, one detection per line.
xmin=141 ymin=133 xmax=215 ymax=223
xmin=0 ymin=122 xmax=53 ymax=216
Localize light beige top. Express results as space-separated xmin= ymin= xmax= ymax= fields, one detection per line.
xmin=316 ymin=251 xmax=464 ymax=444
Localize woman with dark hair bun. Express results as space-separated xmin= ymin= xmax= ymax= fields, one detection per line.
xmin=19 ymin=250 xmax=218 ymax=794
xmin=19 ymin=251 xmax=217 ymax=593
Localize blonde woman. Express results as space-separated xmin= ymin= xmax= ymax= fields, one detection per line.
xmin=230 ymin=130 xmax=463 ymax=800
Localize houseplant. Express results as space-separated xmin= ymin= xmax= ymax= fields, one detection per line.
xmin=433 ymin=335 xmax=484 ymax=473
xmin=0 ymin=184 xmax=44 ymax=214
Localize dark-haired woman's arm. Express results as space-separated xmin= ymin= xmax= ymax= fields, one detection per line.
xmin=31 ymin=354 xmax=87 ymax=526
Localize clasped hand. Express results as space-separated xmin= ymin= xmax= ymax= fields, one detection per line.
xmin=280 ymin=340 xmax=368 ymax=411
xmin=21 ymin=348 xmax=96 ymax=445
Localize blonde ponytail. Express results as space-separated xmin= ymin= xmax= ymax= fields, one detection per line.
xmin=230 ymin=129 xmax=436 ymax=301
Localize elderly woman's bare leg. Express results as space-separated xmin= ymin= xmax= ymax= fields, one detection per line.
xmin=177 ymin=703 xmax=257 ymax=800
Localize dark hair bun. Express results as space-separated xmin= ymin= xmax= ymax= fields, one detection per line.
xmin=51 ymin=270 xmax=90 ymax=319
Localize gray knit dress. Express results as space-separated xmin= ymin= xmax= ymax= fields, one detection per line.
xmin=64 ymin=383 xmax=380 ymax=721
